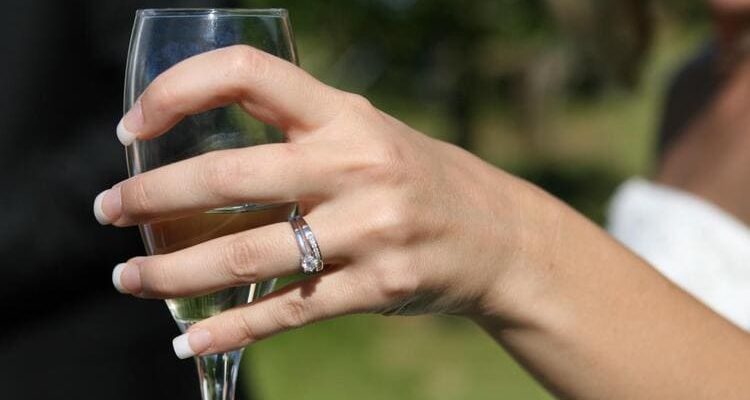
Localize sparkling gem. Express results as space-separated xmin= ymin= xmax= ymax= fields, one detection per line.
xmin=301 ymin=255 xmax=318 ymax=273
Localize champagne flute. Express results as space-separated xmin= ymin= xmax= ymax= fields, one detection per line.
xmin=123 ymin=9 xmax=298 ymax=400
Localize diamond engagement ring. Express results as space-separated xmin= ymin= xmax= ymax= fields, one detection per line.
xmin=289 ymin=215 xmax=324 ymax=275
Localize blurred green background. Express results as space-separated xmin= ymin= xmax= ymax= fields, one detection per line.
xmin=235 ymin=1 xmax=711 ymax=398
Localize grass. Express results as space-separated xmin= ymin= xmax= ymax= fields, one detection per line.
xmin=243 ymin=315 xmax=552 ymax=400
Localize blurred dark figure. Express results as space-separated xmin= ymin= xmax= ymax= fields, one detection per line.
xmin=0 ymin=1 xmax=253 ymax=399
xmin=608 ymin=0 xmax=750 ymax=330
xmin=657 ymin=0 xmax=750 ymax=226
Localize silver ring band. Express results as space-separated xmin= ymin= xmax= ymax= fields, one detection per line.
xmin=289 ymin=215 xmax=324 ymax=275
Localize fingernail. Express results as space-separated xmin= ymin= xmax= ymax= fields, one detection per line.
xmin=112 ymin=262 xmax=142 ymax=294
xmin=173 ymin=329 xmax=213 ymax=359
xmin=117 ymin=100 xmax=143 ymax=146
xmin=93 ymin=191 xmax=109 ymax=225
xmin=93 ymin=186 xmax=122 ymax=225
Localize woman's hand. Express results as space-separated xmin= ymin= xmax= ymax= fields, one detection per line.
xmin=94 ymin=45 xmax=553 ymax=358
xmin=95 ymin=45 xmax=750 ymax=400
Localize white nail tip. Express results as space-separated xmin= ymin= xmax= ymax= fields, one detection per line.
xmin=116 ymin=119 xmax=137 ymax=146
xmin=112 ymin=263 xmax=127 ymax=293
xmin=173 ymin=333 xmax=195 ymax=359
xmin=93 ymin=190 xmax=111 ymax=225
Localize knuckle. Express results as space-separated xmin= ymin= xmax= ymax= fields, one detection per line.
xmin=222 ymin=235 xmax=260 ymax=283
xmin=374 ymin=262 xmax=418 ymax=301
xmin=273 ymin=297 xmax=309 ymax=330
xmin=344 ymin=93 xmax=375 ymax=114
xmin=234 ymin=311 xmax=261 ymax=344
xmin=277 ymin=142 xmax=304 ymax=160
xmin=364 ymin=201 xmax=416 ymax=246
xmin=335 ymin=96 xmax=413 ymax=185
xmin=226 ymin=45 xmax=270 ymax=84
xmin=121 ymin=177 xmax=154 ymax=217
xmin=345 ymin=135 xmax=409 ymax=186
xmin=139 ymin=257 xmax=175 ymax=296
xmin=146 ymin=79 xmax=178 ymax=116
xmin=200 ymin=152 xmax=244 ymax=199
xmin=370 ymin=140 xmax=406 ymax=179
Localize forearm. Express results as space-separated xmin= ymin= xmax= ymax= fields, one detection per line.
xmin=477 ymin=184 xmax=750 ymax=399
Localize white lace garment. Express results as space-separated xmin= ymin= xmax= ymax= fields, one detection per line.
xmin=608 ymin=178 xmax=750 ymax=331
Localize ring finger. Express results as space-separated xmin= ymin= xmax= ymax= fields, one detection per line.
xmin=112 ymin=208 xmax=349 ymax=299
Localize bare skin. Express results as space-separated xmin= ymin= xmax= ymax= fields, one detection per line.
xmin=657 ymin=61 xmax=750 ymax=225
xmin=658 ymin=0 xmax=750 ymax=226
xmin=95 ymin=45 xmax=750 ymax=399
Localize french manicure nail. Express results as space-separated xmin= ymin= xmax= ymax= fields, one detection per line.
xmin=93 ymin=190 xmax=110 ymax=225
xmin=93 ymin=186 xmax=122 ymax=225
xmin=173 ymin=329 xmax=213 ymax=359
xmin=117 ymin=100 xmax=143 ymax=146
xmin=112 ymin=263 xmax=128 ymax=293
xmin=112 ymin=262 xmax=142 ymax=294
xmin=116 ymin=119 xmax=136 ymax=146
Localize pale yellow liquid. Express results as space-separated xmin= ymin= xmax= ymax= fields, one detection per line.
xmin=141 ymin=204 xmax=296 ymax=323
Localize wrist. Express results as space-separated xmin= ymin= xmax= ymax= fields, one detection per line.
xmin=472 ymin=177 xmax=570 ymax=329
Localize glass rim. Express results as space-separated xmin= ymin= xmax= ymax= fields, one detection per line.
xmin=136 ymin=8 xmax=288 ymax=18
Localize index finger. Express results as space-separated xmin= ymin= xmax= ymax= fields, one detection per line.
xmin=117 ymin=45 xmax=346 ymax=145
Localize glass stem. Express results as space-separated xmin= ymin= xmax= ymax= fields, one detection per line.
xmin=195 ymin=350 xmax=244 ymax=400
xmin=176 ymin=320 xmax=245 ymax=400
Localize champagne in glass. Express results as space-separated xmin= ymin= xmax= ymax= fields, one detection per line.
xmin=123 ymin=9 xmax=298 ymax=400
xmin=143 ymin=204 xmax=296 ymax=324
